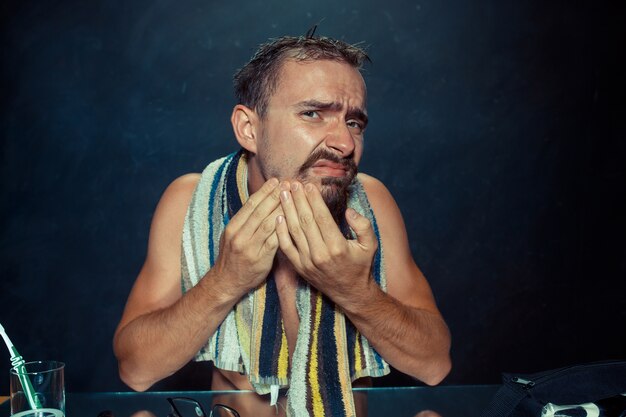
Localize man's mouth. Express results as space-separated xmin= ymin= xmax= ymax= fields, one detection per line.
xmin=297 ymin=149 xmax=357 ymax=185
xmin=310 ymin=160 xmax=349 ymax=177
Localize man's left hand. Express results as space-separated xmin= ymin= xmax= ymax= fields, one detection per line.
xmin=275 ymin=181 xmax=378 ymax=303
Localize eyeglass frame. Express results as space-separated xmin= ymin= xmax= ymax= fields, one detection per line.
xmin=166 ymin=396 xmax=241 ymax=417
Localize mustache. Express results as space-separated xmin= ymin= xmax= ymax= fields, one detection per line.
xmin=298 ymin=149 xmax=357 ymax=177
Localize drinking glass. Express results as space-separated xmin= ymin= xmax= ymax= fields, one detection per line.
xmin=10 ymin=360 xmax=65 ymax=417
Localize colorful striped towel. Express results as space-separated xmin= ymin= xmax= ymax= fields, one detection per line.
xmin=181 ymin=150 xmax=389 ymax=417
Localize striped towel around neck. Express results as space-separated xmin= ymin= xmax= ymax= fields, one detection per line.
xmin=181 ymin=150 xmax=389 ymax=417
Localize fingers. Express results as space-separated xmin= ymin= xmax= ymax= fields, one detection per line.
xmin=227 ymin=178 xmax=281 ymax=238
xmin=262 ymin=230 xmax=280 ymax=257
xmin=255 ymin=205 xmax=283 ymax=256
xmin=277 ymin=181 xmax=353 ymax=270
xmin=277 ymin=182 xmax=312 ymax=256
xmin=301 ymin=183 xmax=346 ymax=243
xmin=345 ymin=208 xmax=378 ymax=250
xmin=216 ymin=179 xmax=283 ymax=292
xmin=275 ymin=214 xmax=301 ymax=268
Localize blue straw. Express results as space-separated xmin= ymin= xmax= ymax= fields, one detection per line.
xmin=0 ymin=323 xmax=42 ymax=410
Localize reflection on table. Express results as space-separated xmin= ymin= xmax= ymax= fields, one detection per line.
xmin=0 ymin=385 xmax=499 ymax=417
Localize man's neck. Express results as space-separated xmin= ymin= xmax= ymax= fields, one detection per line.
xmin=245 ymin=152 xmax=265 ymax=195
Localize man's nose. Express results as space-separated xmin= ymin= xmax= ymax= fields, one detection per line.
xmin=325 ymin=120 xmax=355 ymax=156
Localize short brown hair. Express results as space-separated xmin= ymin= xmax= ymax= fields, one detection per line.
xmin=233 ymin=36 xmax=369 ymax=117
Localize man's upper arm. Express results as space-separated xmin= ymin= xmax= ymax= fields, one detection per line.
xmin=358 ymin=173 xmax=440 ymax=314
xmin=115 ymin=174 xmax=201 ymax=333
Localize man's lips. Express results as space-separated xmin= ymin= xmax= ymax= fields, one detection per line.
xmin=311 ymin=160 xmax=349 ymax=177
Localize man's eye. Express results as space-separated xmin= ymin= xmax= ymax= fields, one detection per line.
xmin=347 ymin=120 xmax=364 ymax=133
xmin=302 ymin=110 xmax=319 ymax=118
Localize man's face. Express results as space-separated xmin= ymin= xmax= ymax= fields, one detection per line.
xmin=253 ymin=59 xmax=368 ymax=221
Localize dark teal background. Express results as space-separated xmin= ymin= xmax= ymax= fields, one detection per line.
xmin=1 ymin=0 xmax=624 ymax=393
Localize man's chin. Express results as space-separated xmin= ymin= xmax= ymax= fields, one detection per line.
xmin=293 ymin=174 xmax=353 ymax=224
xmin=320 ymin=179 xmax=352 ymax=224
xmin=321 ymin=174 xmax=353 ymax=188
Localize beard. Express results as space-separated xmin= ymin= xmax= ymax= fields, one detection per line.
xmin=295 ymin=149 xmax=358 ymax=224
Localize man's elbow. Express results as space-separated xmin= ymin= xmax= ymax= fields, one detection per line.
xmin=421 ymin=354 xmax=452 ymax=386
xmin=421 ymin=321 xmax=452 ymax=385
xmin=114 ymin=332 xmax=156 ymax=391
xmin=118 ymin=362 xmax=155 ymax=392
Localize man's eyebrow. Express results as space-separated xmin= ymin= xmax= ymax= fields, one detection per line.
xmin=295 ymin=100 xmax=369 ymax=126
xmin=295 ymin=99 xmax=342 ymax=111
xmin=347 ymin=107 xmax=368 ymax=128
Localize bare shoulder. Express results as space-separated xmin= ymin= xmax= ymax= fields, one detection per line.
xmin=115 ymin=173 xmax=202 ymax=332
xmin=356 ymin=173 xmax=402 ymax=224
xmin=170 ymin=172 xmax=202 ymax=189
xmin=149 ymin=173 xmax=201 ymax=226
xmin=356 ymin=172 xmax=385 ymax=195
xmin=148 ymin=173 xmax=202 ymax=259
xmin=158 ymin=173 xmax=201 ymax=209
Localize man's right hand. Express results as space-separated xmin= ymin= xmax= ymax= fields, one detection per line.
xmin=114 ymin=176 xmax=284 ymax=391
xmin=211 ymin=177 xmax=283 ymax=297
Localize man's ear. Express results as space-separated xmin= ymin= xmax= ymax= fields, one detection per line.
xmin=231 ymin=104 xmax=260 ymax=154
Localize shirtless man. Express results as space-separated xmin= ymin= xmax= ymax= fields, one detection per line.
xmin=114 ymin=35 xmax=451 ymax=416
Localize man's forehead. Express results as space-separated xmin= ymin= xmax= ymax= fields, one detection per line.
xmin=272 ymin=58 xmax=367 ymax=106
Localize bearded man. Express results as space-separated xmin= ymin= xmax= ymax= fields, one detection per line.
xmin=114 ymin=34 xmax=451 ymax=417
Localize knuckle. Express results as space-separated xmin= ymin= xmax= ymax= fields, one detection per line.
xmin=328 ymin=244 xmax=345 ymax=258
xmin=269 ymin=188 xmax=281 ymax=201
xmin=250 ymin=207 xmax=264 ymax=221
xmin=302 ymin=258 xmax=315 ymax=272
xmin=223 ymin=226 xmax=235 ymax=241
xmin=261 ymin=217 xmax=275 ymax=233
xmin=299 ymin=213 xmax=313 ymax=226
xmin=311 ymin=251 xmax=329 ymax=267
xmin=244 ymin=196 xmax=259 ymax=212
xmin=288 ymin=223 xmax=301 ymax=237
xmin=314 ymin=212 xmax=330 ymax=226
xmin=230 ymin=236 xmax=246 ymax=253
xmin=264 ymin=236 xmax=278 ymax=251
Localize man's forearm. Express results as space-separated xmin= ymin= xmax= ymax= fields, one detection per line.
xmin=113 ymin=270 xmax=240 ymax=391
xmin=341 ymin=282 xmax=451 ymax=385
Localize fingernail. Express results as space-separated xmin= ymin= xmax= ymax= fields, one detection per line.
xmin=281 ymin=181 xmax=290 ymax=190
xmin=305 ymin=183 xmax=314 ymax=193
xmin=280 ymin=190 xmax=289 ymax=201
xmin=277 ymin=215 xmax=284 ymax=224
xmin=291 ymin=182 xmax=300 ymax=191
xmin=269 ymin=178 xmax=279 ymax=186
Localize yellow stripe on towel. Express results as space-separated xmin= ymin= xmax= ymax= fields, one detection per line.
xmin=250 ymin=283 xmax=266 ymax=376
xmin=278 ymin=324 xmax=289 ymax=379
xmin=335 ymin=308 xmax=352 ymax=413
xmin=309 ymin=292 xmax=325 ymax=417
xmin=354 ymin=332 xmax=363 ymax=373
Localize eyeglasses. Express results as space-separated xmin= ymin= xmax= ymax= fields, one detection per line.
xmin=167 ymin=397 xmax=241 ymax=417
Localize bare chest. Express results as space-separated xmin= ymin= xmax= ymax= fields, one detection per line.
xmin=273 ymin=263 xmax=300 ymax=358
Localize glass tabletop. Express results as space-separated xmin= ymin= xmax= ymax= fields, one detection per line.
xmin=0 ymin=385 xmax=499 ymax=417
